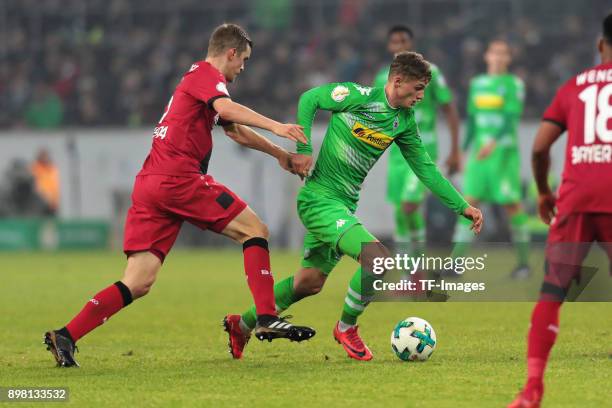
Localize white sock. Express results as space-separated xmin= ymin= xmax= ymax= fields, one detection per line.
xmin=338 ymin=320 xmax=355 ymax=333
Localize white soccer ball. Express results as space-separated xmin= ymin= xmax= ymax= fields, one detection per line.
xmin=390 ymin=317 xmax=437 ymax=361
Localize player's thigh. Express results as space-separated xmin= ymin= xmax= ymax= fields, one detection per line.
xmin=593 ymin=213 xmax=612 ymax=242
xmin=338 ymin=223 xmax=389 ymax=264
xmin=124 ymin=177 xmax=183 ymax=264
xmin=167 ymin=174 xmax=252 ymax=242
xmin=297 ymin=188 xmax=362 ymax=252
xmin=492 ymin=150 xmax=522 ymax=205
xmin=221 ymin=205 xmax=269 ymax=243
xmin=462 ymin=157 xmax=489 ymax=201
xmin=542 ymin=213 xmax=595 ymax=301
xmin=592 ymin=214 xmax=612 ymax=273
xmin=400 ymin=167 xmax=426 ymax=205
xmin=301 ymin=232 xmax=342 ymax=276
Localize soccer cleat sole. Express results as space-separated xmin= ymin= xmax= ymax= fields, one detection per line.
xmin=254 ymin=327 xmax=316 ymax=343
xmin=43 ymin=331 xmax=79 ymax=368
xmin=222 ymin=316 xmax=242 ymax=359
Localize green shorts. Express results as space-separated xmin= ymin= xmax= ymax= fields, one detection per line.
xmin=463 ymin=148 xmax=521 ymax=205
xmin=297 ymin=186 xmax=362 ymax=275
xmin=386 ymin=142 xmax=435 ymax=204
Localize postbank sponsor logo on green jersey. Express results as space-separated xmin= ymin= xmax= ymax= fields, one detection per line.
xmin=474 ymin=94 xmax=504 ymax=109
xmin=351 ymin=122 xmax=393 ymax=150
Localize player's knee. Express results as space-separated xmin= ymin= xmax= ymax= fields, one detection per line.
xmin=360 ymin=242 xmax=391 ymax=271
xmin=504 ymin=202 xmax=522 ymax=216
xmin=123 ymin=256 xmax=160 ymax=299
xmin=298 ymin=280 xmax=324 ymax=296
xmin=130 ymin=279 xmax=155 ymax=299
xmin=402 ymin=202 xmax=420 ymax=214
xmin=294 ymin=269 xmax=326 ymax=297
xmin=243 ymin=221 xmax=269 ymax=242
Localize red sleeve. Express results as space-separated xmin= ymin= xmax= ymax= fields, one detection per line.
xmin=183 ymin=64 xmax=230 ymax=107
xmin=542 ymin=83 xmax=568 ymax=130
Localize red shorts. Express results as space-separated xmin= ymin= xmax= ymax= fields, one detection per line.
xmin=123 ymin=174 xmax=247 ymax=262
xmin=541 ymin=213 xmax=612 ymax=301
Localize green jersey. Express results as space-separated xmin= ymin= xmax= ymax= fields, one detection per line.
xmin=465 ymin=73 xmax=525 ymax=153
xmin=373 ymin=63 xmax=452 ymax=158
xmin=296 ymin=82 xmax=468 ymax=214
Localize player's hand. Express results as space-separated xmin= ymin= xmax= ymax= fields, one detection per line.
xmin=463 ymin=206 xmax=483 ymax=234
xmin=476 ymin=140 xmax=496 ymax=160
xmin=445 ymin=150 xmax=461 ymax=175
xmin=537 ymin=192 xmax=557 ymax=225
xmin=277 ymin=151 xmax=298 ymax=175
xmin=272 ymin=123 xmax=307 ymax=144
xmin=291 ymin=154 xmax=313 ymax=180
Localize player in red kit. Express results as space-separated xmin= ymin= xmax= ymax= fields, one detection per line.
xmin=44 ymin=23 xmax=315 ymax=367
xmin=508 ymin=13 xmax=612 ymax=408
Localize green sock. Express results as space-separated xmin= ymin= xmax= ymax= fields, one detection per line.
xmin=510 ymin=212 xmax=530 ymax=266
xmin=406 ymin=211 xmax=425 ymax=257
xmin=393 ymin=205 xmax=411 ymax=254
xmin=241 ymin=276 xmax=296 ymax=330
xmin=394 ymin=206 xmax=426 ymax=257
xmin=337 ymin=224 xmax=378 ymax=325
xmin=451 ymin=216 xmax=474 ymax=258
xmin=340 ymin=266 xmax=366 ymax=325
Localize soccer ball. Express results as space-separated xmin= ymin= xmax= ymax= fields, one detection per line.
xmin=390 ymin=317 xmax=437 ymax=361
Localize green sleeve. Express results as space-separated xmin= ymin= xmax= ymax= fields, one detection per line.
xmin=505 ymin=76 xmax=525 ymax=116
xmin=395 ymin=112 xmax=469 ymax=215
xmin=463 ymin=114 xmax=475 ymax=150
xmin=296 ymin=82 xmax=367 ymax=155
xmin=430 ymin=66 xmax=453 ymax=105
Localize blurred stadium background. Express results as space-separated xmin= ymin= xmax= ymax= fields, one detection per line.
xmin=1 ymin=0 xmax=609 ymax=252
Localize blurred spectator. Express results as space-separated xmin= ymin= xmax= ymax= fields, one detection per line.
xmin=24 ymin=83 xmax=64 ymax=129
xmin=30 ymin=149 xmax=60 ymax=215
xmin=0 ymin=0 xmax=608 ymax=128
xmin=0 ymin=159 xmax=50 ymax=217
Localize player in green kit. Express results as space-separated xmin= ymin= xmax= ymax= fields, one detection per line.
xmin=223 ymin=52 xmax=483 ymax=361
xmin=374 ymin=25 xmax=460 ymax=256
xmin=452 ymin=39 xmax=530 ymax=278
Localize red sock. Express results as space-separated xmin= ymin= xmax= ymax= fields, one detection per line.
xmin=243 ymin=238 xmax=276 ymax=317
xmin=525 ymin=301 xmax=561 ymax=392
xmin=65 ymin=281 xmax=133 ymax=342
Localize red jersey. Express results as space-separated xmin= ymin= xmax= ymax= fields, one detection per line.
xmin=542 ymin=61 xmax=612 ymax=214
xmin=139 ymin=61 xmax=230 ymax=176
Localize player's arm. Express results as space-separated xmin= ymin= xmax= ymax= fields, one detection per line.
xmin=292 ymin=82 xmax=363 ymax=176
xmin=295 ymin=82 xmax=361 ymax=154
xmin=431 ymin=67 xmax=460 ymax=174
xmin=222 ymin=123 xmax=295 ymax=174
xmin=463 ymin=80 xmax=476 ymax=152
xmin=441 ymin=102 xmax=461 ymax=174
xmin=184 ymin=66 xmax=306 ymax=143
xmin=396 ymin=116 xmax=483 ymax=233
xmin=532 ymin=83 xmax=567 ymax=225
xmin=213 ymin=98 xmax=306 ymax=144
xmin=463 ymin=113 xmax=475 ymax=151
xmin=532 ymin=121 xmax=563 ymax=224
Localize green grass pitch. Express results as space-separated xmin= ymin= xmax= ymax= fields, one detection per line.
xmin=1 ymin=250 xmax=610 ymax=407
